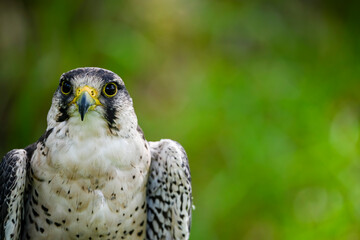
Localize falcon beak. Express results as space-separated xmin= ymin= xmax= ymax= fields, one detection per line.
xmin=77 ymin=92 xmax=95 ymax=121
xmin=72 ymin=86 xmax=101 ymax=121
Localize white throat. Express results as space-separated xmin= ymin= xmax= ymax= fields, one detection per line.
xmin=42 ymin=109 xmax=146 ymax=179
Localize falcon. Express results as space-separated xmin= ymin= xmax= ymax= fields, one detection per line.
xmin=0 ymin=67 xmax=192 ymax=240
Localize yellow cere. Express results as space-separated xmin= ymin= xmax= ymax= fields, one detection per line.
xmin=71 ymin=86 xmax=102 ymax=106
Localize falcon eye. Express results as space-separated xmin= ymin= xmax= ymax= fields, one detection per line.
xmin=61 ymin=81 xmax=72 ymax=95
xmin=103 ymin=83 xmax=118 ymax=97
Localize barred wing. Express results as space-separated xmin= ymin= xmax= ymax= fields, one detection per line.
xmin=0 ymin=148 xmax=31 ymax=240
xmin=146 ymin=139 xmax=192 ymax=240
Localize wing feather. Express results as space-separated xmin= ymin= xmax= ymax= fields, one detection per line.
xmin=146 ymin=139 xmax=192 ymax=240
xmin=0 ymin=144 xmax=35 ymax=240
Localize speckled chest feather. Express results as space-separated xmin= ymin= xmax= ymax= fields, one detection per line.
xmin=23 ymin=113 xmax=151 ymax=240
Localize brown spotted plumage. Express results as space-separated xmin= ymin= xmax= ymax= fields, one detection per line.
xmin=0 ymin=67 xmax=192 ymax=240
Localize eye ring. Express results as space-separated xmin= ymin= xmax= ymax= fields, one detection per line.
xmin=103 ymin=83 xmax=118 ymax=97
xmin=61 ymin=80 xmax=72 ymax=95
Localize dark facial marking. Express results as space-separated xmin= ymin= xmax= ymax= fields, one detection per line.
xmin=101 ymin=83 xmax=129 ymax=132
xmin=104 ymin=98 xmax=118 ymax=131
xmin=56 ymin=75 xmax=76 ymax=123
xmin=56 ymin=105 xmax=70 ymax=122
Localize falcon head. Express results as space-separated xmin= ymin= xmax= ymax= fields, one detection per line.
xmin=46 ymin=67 xmax=136 ymax=134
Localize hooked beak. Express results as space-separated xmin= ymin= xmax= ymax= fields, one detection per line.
xmin=77 ymin=91 xmax=95 ymax=121
xmin=72 ymin=86 xmax=101 ymax=121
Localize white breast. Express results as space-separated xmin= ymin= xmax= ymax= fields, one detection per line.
xmin=26 ymin=112 xmax=151 ymax=239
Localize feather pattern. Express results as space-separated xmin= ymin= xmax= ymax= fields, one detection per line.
xmin=0 ymin=149 xmax=30 ymax=240
xmin=146 ymin=139 xmax=192 ymax=240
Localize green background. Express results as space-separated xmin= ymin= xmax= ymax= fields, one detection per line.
xmin=1 ymin=0 xmax=360 ymax=239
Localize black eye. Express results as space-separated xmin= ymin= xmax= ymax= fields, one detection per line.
xmin=61 ymin=80 xmax=72 ymax=95
xmin=103 ymin=83 xmax=118 ymax=97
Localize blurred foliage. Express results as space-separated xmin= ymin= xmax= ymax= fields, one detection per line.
xmin=1 ymin=0 xmax=360 ymax=239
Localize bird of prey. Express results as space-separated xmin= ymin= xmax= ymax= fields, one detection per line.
xmin=0 ymin=67 xmax=192 ymax=240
